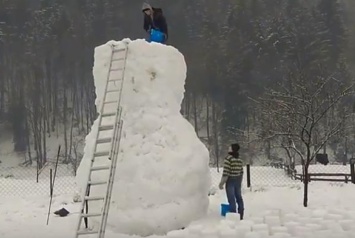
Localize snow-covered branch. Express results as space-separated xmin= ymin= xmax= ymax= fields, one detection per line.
xmin=311 ymin=115 xmax=351 ymax=159
xmin=313 ymin=82 xmax=355 ymax=125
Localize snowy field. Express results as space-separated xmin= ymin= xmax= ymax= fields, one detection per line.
xmin=1 ymin=166 xmax=355 ymax=238
xmin=1 ymin=154 xmax=354 ymax=238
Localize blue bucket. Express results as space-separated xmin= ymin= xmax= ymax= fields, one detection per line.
xmin=150 ymin=29 xmax=164 ymax=43
xmin=221 ymin=203 xmax=230 ymax=217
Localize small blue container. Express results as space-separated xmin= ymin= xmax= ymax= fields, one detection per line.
xmin=150 ymin=29 xmax=164 ymax=43
xmin=221 ymin=203 xmax=230 ymax=217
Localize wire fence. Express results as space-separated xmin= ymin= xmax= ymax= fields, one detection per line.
xmin=0 ymin=161 xmax=77 ymax=198
xmin=209 ymin=165 xmax=300 ymax=192
xmin=2 ymin=151 xmax=354 ymax=199
xmin=210 ymin=156 xmax=355 ymax=192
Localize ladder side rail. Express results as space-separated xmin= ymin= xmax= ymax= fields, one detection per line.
xmin=100 ymin=119 xmax=124 ymax=238
xmin=97 ymin=44 xmax=128 ymax=238
xmin=75 ymin=45 xmax=116 ymax=238
xmin=100 ymin=44 xmax=120 ymax=113
xmin=97 ymin=45 xmax=128 ymax=237
xmin=97 ymin=104 xmax=122 ymax=237
xmin=88 ymin=45 xmax=123 ymax=234
xmin=75 ymin=43 xmax=129 ymax=238
xmin=98 ymin=110 xmax=123 ymax=238
xmin=116 ymin=45 xmax=129 ymax=107
xmin=75 ymin=94 xmax=106 ymax=236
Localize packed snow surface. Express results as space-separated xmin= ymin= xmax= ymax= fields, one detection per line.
xmin=2 ymin=174 xmax=355 ymax=238
xmin=76 ymin=39 xmax=211 ymax=236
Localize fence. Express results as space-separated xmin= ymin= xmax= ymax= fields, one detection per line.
xmin=3 ymin=154 xmax=354 ymax=199
xmin=0 ymin=161 xmax=77 ymax=198
xmin=210 ymin=162 xmax=300 ymax=190
xmin=210 ymin=157 xmax=355 ymax=191
xmin=285 ymin=160 xmax=355 ymax=184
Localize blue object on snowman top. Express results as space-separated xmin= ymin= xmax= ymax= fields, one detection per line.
xmin=150 ymin=29 xmax=164 ymax=43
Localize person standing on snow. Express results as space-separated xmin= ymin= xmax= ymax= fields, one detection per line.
xmin=142 ymin=2 xmax=168 ymax=43
xmin=219 ymin=143 xmax=245 ymax=220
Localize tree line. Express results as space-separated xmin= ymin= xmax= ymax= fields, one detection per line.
xmin=1 ymin=0 xmax=355 ymax=170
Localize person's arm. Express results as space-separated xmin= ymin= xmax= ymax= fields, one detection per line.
xmin=237 ymin=158 xmax=244 ymax=175
xmin=219 ymin=156 xmax=230 ymax=189
xmin=143 ymin=15 xmax=150 ymax=32
xmin=155 ymin=14 xmax=168 ymax=39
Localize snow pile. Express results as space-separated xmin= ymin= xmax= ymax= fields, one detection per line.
xmin=76 ymin=39 xmax=211 ymax=236
xmin=175 ymin=206 xmax=355 ymax=238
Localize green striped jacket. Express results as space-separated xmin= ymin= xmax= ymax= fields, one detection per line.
xmin=222 ymin=154 xmax=243 ymax=177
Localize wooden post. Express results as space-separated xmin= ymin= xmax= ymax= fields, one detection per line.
xmin=350 ymin=158 xmax=355 ymax=184
xmin=246 ymin=164 xmax=251 ymax=188
xmin=50 ymin=169 xmax=53 ymax=196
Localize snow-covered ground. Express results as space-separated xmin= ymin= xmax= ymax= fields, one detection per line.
xmin=1 ymin=151 xmax=354 ymax=237
xmin=1 ymin=170 xmax=355 ymax=238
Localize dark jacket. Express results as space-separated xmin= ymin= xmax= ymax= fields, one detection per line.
xmin=143 ymin=8 xmax=168 ymax=38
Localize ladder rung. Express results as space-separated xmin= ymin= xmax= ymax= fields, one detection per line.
xmin=104 ymin=100 xmax=118 ymax=104
xmin=113 ymin=48 xmax=125 ymax=53
xmin=99 ymin=125 xmax=114 ymax=131
xmin=88 ymin=180 xmax=107 ymax=186
xmin=84 ymin=196 xmax=105 ymax=201
xmin=81 ymin=213 xmax=101 ymax=218
xmin=112 ymin=58 xmax=124 ymax=62
xmin=97 ymin=137 xmax=112 ymax=144
xmin=107 ymin=89 xmax=120 ymax=93
xmin=108 ymin=78 xmax=121 ymax=82
xmin=77 ymin=230 xmax=98 ymax=235
xmin=101 ymin=112 xmax=116 ymax=117
xmin=110 ymin=68 xmax=123 ymax=71
xmin=94 ymin=151 xmax=110 ymax=157
xmin=91 ymin=165 xmax=110 ymax=171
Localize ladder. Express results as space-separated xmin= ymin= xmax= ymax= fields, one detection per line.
xmin=75 ymin=43 xmax=128 ymax=238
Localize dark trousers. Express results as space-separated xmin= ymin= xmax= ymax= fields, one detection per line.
xmin=225 ymin=176 xmax=244 ymax=217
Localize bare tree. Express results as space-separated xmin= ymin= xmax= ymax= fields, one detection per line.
xmin=255 ymin=71 xmax=354 ymax=207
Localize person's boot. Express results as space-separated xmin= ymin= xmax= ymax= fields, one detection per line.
xmin=239 ymin=210 xmax=244 ymax=220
